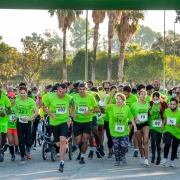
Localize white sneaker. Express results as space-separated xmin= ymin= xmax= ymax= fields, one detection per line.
xmin=144 ymin=159 xmax=149 ymax=166
xmin=56 ymin=153 xmax=60 ymax=157
xmin=140 ymin=157 xmax=145 ymax=165
xmin=169 ymin=160 xmax=174 ymax=167
xmin=161 ymin=158 xmax=167 ymax=166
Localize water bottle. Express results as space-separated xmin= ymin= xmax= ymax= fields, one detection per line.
xmin=50 ymin=133 xmax=54 ymax=141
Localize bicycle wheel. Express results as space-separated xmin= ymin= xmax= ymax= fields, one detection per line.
xmin=51 ymin=147 xmax=56 ymax=162
xmin=42 ymin=142 xmax=47 ymax=160
xmin=38 ymin=134 xmax=42 ymax=146
xmin=68 ymin=138 xmax=73 ymax=160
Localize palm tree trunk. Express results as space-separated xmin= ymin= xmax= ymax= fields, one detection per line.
xmin=107 ymin=38 xmax=112 ymax=83
xmin=63 ymin=28 xmax=67 ymax=82
xmin=118 ymin=42 xmax=126 ymax=85
xmin=91 ymin=23 xmax=99 ymax=83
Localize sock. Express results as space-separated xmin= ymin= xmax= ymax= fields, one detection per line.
xmin=60 ymin=160 xmax=64 ymax=164
xmin=134 ymin=149 xmax=138 ymax=151
xmin=9 ymin=145 xmax=15 ymax=156
xmin=81 ymin=153 xmax=85 ymax=158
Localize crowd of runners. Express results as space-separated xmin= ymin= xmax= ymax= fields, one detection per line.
xmin=0 ymin=80 xmax=180 ymax=172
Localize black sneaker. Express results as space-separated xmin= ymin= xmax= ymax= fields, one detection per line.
xmin=96 ymin=147 xmax=105 ymax=157
xmin=72 ymin=146 xmax=77 ymax=152
xmin=96 ymin=151 xmax=102 ymax=158
xmin=3 ymin=144 xmax=8 ymax=152
xmin=76 ymin=153 xmax=81 ymax=160
xmin=151 ymin=156 xmax=155 ymax=163
xmin=107 ymin=153 xmax=113 ymax=158
xmin=15 ymin=147 xmax=19 ymax=155
xmin=58 ymin=162 xmax=64 ymax=172
xmin=88 ymin=150 xmax=94 ymax=159
xmin=79 ymin=157 xmax=85 ymax=164
xmin=133 ymin=150 xmax=138 ymax=157
xmin=0 ymin=153 xmax=4 ymax=162
xmin=156 ymin=157 xmax=161 ymax=165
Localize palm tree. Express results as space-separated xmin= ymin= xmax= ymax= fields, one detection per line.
xmin=115 ymin=11 xmax=144 ymax=84
xmin=107 ymin=11 xmax=122 ymax=83
xmin=48 ymin=10 xmax=82 ymax=82
xmin=91 ymin=10 xmax=106 ymax=83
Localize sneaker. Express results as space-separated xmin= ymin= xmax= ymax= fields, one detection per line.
xmin=25 ymin=150 xmax=31 ymax=159
xmin=151 ymin=156 xmax=155 ymax=163
xmin=114 ymin=161 xmax=120 ymax=166
xmin=144 ymin=159 xmax=149 ymax=166
xmin=96 ymin=151 xmax=102 ymax=158
xmin=107 ymin=153 xmax=113 ymax=158
xmin=156 ymin=157 xmax=161 ymax=165
xmin=88 ymin=150 xmax=94 ymax=159
xmin=31 ymin=145 xmax=36 ymax=150
xmin=161 ymin=158 xmax=167 ymax=166
xmin=56 ymin=153 xmax=60 ymax=157
xmin=140 ymin=157 xmax=145 ymax=165
xmin=133 ymin=150 xmax=138 ymax=157
xmin=72 ymin=146 xmax=77 ymax=152
xmin=96 ymin=147 xmax=105 ymax=157
xmin=15 ymin=147 xmax=19 ymax=155
xmin=3 ymin=144 xmax=8 ymax=152
xmin=76 ymin=153 xmax=81 ymax=160
xmin=11 ymin=155 xmax=15 ymax=162
xmin=79 ymin=157 xmax=85 ymax=164
xmin=169 ymin=160 xmax=174 ymax=167
xmin=121 ymin=156 xmax=126 ymax=164
xmin=58 ymin=162 xmax=64 ymax=172
xmin=0 ymin=153 xmax=4 ymax=162
xmin=20 ymin=158 xmax=26 ymax=164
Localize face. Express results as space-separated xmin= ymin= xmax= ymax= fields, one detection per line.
xmin=32 ymin=90 xmax=38 ymax=96
xmin=123 ymin=91 xmax=131 ymax=98
xmin=153 ymin=82 xmax=160 ymax=91
xmin=146 ymin=89 xmax=153 ymax=96
xmin=74 ymin=87 xmax=79 ymax=93
xmin=57 ymin=87 xmax=66 ymax=98
xmin=116 ymin=96 xmax=124 ymax=105
xmin=79 ymin=87 xmax=87 ymax=96
xmin=118 ymin=87 xmax=123 ymax=92
xmin=152 ymin=96 xmax=159 ymax=101
xmin=139 ymin=91 xmax=146 ymax=100
xmin=175 ymin=88 xmax=180 ymax=99
xmin=87 ymin=83 xmax=93 ymax=89
xmin=20 ymin=90 xmax=27 ymax=98
xmin=103 ymin=83 xmax=110 ymax=94
xmin=170 ymin=101 xmax=177 ymax=109
xmin=8 ymin=97 xmax=15 ymax=103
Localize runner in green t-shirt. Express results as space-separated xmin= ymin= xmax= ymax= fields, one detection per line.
xmin=0 ymin=85 xmax=11 ymax=162
xmin=161 ymin=97 xmax=180 ymax=167
xmin=146 ymin=84 xmax=154 ymax=103
xmin=131 ymin=89 xmax=150 ymax=166
xmin=15 ymin=86 xmax=38 ymax=165
xmin=7 ymin=92 xmax=19 ymax=162
xmin=100 ymin=93 xmax=137 ymax=166
xmin=43 ymin=83 xmax=74 ymax=172
xmin=72 ymin=82 xmax=99 ymax=164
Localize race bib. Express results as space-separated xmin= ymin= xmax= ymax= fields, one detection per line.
xmin=0 ymin=106 xmax=5 ymax=112
xmin=19 ymin=116 xmax=28 ymax=123
xmin=115 ymin=125 xmax=125 ymax=132
xmin=167 ymin=117 xmax=176 ymax=126
xmin=96 ymin=112 xmax=103 ymax=120
xmin=153 ymin=119 xmax=162 ymax=127
xmin=137 ymin=113 xmax=148 ymax=122
xmin=10 ymin=114 xmax=16 ymax=122
xmin=78 ymin=106 xmax=88 ymax=114
xmin=56 ymin=107 xmax=67 ymax=114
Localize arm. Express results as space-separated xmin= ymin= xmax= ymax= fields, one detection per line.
xmin=43 ymin=105 xmax=56 ymax=120
xmin=26 ymin=108 xmax=39 ymax=121
xmin=0 ymin=107 xmax=12 ymax=117
xmin=161 ymin=117 xmax=167 ymax=130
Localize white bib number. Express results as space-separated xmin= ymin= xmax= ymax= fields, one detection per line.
xmin=10 ymin=114 xmax=16 ymax=122
xmin=167 ymin=117 xmax=176 ymax=126
xmin=56 ymin=107 xmax=67 ymax=114
xmin=0 ymin=106 xmax=5 ymax=112
xmin=19 ymin=116 xmax=28 ymax=123
xmin=78 ymin=106 xmax=88 ymax=114
xmin=115 ymin=125 xmax=125 ymax=132
xmin=138 ymin=113 xmax=148 ymax=122
xmin=153 ymin=119 xmax=162 ymax=127
xmin=96 ymin=112 xmax=103 ymax=120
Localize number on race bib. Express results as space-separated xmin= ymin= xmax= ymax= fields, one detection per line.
xmin=78 ymin=106 xmax=88 ymax=114
xmin=167 ymin=117 xmax=176 ymax=126
xmin=56 ymin=107 xmax=67 ymax=114
xmin=115 ymin=125 xmax=125 ymax=132
xmin=10 ymin=114 xmax=16 ymax=122
xmin=96 ymin=112 xmax=103 ymax=120
xmin=153 ymin=120 xmax=162 ymax=127
xmin=137 ymin=113 xmax=148 ymax=122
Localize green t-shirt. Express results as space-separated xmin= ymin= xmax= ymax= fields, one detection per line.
xmin=106 ymin=104 xmax=133 ymax=137
xmin=15 ymin=98 xmax=37 ymax=121
xmin=44 ymin=93 xmax=73 ymax=126
xmin=149 ymin=103 xmax=162 ymax=133
xmin=163 ymin=108 xmax=180 ymax=139
xmin=145 ymin=95 xmax=151 ymax=103
xmin=0 ymin=94 xmax=11 ymax=125
xmin=73 ymin=93 xmax=97 ymax=123
xmin=8 ymin=104 xmax=17 ymax=129
xmin=131 ymin=101 xmax=150 ymax=123
xmin=125 ymin=93 xmax=138 ymax=108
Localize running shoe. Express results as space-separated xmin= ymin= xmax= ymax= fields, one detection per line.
xmin=76 ymin=153 xmax=81 ymax=160
xmin=72 ymin=146 xmax=77 ymax=152
xmin=144 ymin=159 xmax=149 ymax=166
xmin=169 ymin=160 xmax=174 ymax=167
xmin=114 ymin=161 xmax=120 ymax=166
xmin=161 ymin=158 xmax=167 ymax=166
xmin=107 ymin=153 xmax=113 ymax=158
xmin=133 ymin=150 xmax=138 ymax=157
xmin=58 ymin=162 xmax=64 ymax=172
xmin=96 ymin=147 xmax=105 ymax=157
xmin=79 ymin=157 xmax=85 ymax=164
xmin=0 ymin=153 xmax=4 ymax=162
xmin=140 ymin=157 xmax=145 ymax=165
xmin=20 ymin=157 xmax=26 ymax=164
xmin=11 ymin=155 xmax=15 ymax=162
xmin=96 ymin=151 xmax=102 ymax=158
xmin=31 ymin=145 xmax=36 ymax=150
xmin=25 ymin=150 xmax=31 ymax=159
xmin=156 ymin=157 xmax=161 ymax=165
xmin=88 ymin=150 xmax=94 ymax=159
xmin=15 ymin=147 xmax=19 ymax=155
xmin=151 ymin=156 xmax=155 ymax=163
xmin=121 ymin=156 xmax=126 ymax=164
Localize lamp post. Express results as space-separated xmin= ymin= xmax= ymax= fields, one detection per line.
xmin=85 ymin=10 xmax=88 ymax=81
xmin=163 ymin=10 xmax=165 ymax=91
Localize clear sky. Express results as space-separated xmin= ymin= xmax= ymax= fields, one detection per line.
xmin=0 ymin=10 xmax=179 ymax=50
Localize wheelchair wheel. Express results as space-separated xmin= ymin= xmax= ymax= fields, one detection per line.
xmin=68 ymin=138 xmax=73 ymax=160
xmin=42 ymin=142 xmax=48 ymax=160
xmin=38 ymin=134 xmax=42 ymax=146
xmin=51 ymin=147 xmax=56 ymax=162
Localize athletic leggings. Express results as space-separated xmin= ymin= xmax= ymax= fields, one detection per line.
xmin=17 ymin=121 xmax=31 ymax=158
xmin=164 ymin=132 xmax=179 ymax=161
xmin=150 ymin=129 xmax=162 ymax=158
xmin=104 ymin=121 xmax=113 ymax=149
xmin=31 ymin=115 xmax=40 ymax=146
xmin=112 ymin=136 xmax=128 ymax=162
xmin=0 ymin=133 xmax=7 ymax=153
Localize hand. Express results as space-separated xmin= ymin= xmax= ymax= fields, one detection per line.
xmin=135 ymin=120 xmax=140 ymax=125
xmin=73 ymin=114 xmax=78 ymax=118
xmin=161 ymin=124 xmax=164 ymax=130
xmin=134 ymin=126 xmax=137 ymax=132
xmin=84 ymin=110 xmax=92 ymax=116
xmin=22 ymin=117 xmax=29 ymax=122
xmin=0 ymin=112 xmax=6 ymax=117
xmin=67 ymin=117 xmax=72 ymax=127
xmin=110 ymin=89 xmax=116 ymax=97
xmin=176 ymin=124 xmax=180 ymax=128
xmin=51 ymin=114 xmax=56 ymax=120
xmin=149 ymin=110 xmax=152 ymax=115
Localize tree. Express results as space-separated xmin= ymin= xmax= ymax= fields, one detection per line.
xmin=126 ymin=43 xmax=144 ymax=54
xmin=70 ymin=17 xmax=93 ymax=50
xmin=91 ymin=10 xmax=106 ymax=83
xmin=48 ymin=10 xmax=82 ymax=82
xmin=107 ymin=11 xmax=122 ymax=83
xmin=115 ymin=10 xmax=144 ymax=84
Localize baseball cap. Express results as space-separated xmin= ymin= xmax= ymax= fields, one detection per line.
xmin=7 ymin=92 xmax=16 ymax=98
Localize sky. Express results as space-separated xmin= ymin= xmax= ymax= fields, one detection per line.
xmin=0 ymin=10 xmax=180 ymax=50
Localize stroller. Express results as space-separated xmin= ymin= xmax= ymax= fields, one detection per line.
xmin=42 ymin=115 xmax=73 ymax=161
